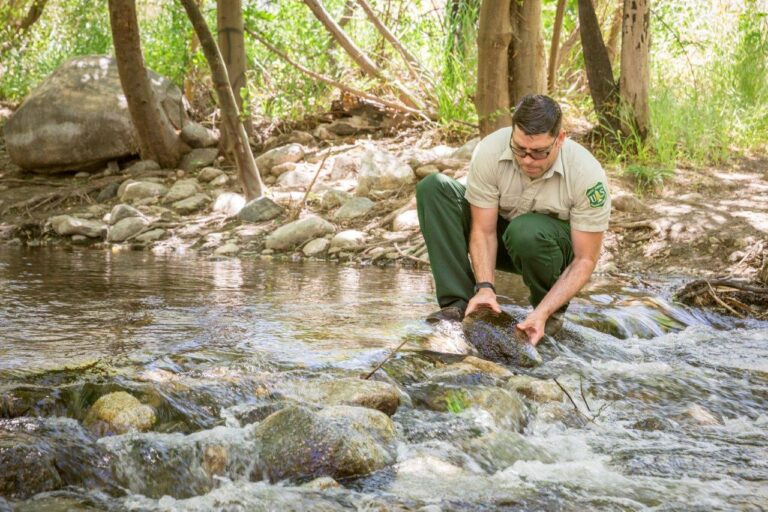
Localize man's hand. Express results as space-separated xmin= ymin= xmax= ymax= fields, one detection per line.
xmin=516 ymin=312 xmax=547 ymax=347
xmin=465 ymin=288 xmax=501 ymax=317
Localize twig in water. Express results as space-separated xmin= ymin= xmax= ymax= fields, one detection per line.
xmin=706 ymin=281 xmax=744 ymax=318
xmin=394 ymin=242 xmax=429 ymax=265
xmin=364 ymin=336 xmax=411 ymax=379
xmin=579 ymin=374 xmax=592 ymax=413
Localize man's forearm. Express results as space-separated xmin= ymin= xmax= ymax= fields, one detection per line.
xmin=469 ymin=229 xmax=497 ymax=284
xmin=533 ymin=257 xmax=596 ymax=318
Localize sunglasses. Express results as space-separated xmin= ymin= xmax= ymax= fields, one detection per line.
xmin=509 ymin=138 xmax=557 ymax=160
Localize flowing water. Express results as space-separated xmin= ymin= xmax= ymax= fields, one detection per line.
xmin=0 ymin=247 xmax=766 ymax=511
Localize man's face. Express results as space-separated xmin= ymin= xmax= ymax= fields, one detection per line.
xmin=510 ymin=126 xmax=565 ymax=179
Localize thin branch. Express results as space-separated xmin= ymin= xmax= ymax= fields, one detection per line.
xmin=298 ymin=150 xmax=331 ymax=213
xmin=364 ymin=336 xmax=411 ymax=379
xmin=247 ymin=28 xmax=426 ymax=118
xmin=706 ymin=281 xmax=745 ymax=318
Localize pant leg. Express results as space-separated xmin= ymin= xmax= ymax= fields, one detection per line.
xmin=501 ymin=212 xmax=573 ymax=308
xmin=416 ymin=174 xmax=474 ymax=308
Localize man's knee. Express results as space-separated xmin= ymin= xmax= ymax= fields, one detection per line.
xmin=416 ymin=173 xmax=456 ymax=203
xmin=502 ymin=214 xmax=556 ymax=258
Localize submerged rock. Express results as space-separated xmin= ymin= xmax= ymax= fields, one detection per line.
xmin=506 ymin=376 xmax=564 ymax=403
xmin=255 ymin=405 xmax=397 ymax=482
xmin=274 ymin=377 xmax=400 ymax=416
xmin=0 ymin=417 xmax=115 ymax=500
xmin=462 ymin=309 xmax=542 ymax=368
xmin=84 ymin=391 xmax=156 ymax=435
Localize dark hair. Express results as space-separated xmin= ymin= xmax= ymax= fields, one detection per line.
xmin=512 ymin=95 xmax=562 ymax=137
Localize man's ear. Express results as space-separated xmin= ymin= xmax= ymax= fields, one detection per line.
xmin=557 ymin=130 xmax=566 ymax=143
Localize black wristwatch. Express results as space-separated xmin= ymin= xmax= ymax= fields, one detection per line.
xmin=473 ymin=281 xmax=496 ymax=294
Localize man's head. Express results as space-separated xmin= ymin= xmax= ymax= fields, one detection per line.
xmin=510 ymin=95 xmax=565 ymax=179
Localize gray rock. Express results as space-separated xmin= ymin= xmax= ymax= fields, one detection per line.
xmin=108 ymin=216 xmax=149 ymax=242
xmin=451 ymin=137 xmax=480 ymax=160
xmin=172 ymin=193 xmax=210 ymax=214
xmin=415 ymin=164 xmax=440 ymax=180
xmin=120 ymin=181 xmax=169 ymax=202
xmin=431 ymin=157 xmax=466 ymax=170
xmin=303 ymin=238 xmax=330 ymax=257
xmin=393 ymin=209 xmax=420 ymax=231
xmin=84 ymin=391 xmax=156 ymax=435
xmin=265 ymin=215 xmax=335 ymax=251
xmin=237 ymin=197 xmax=284 ymax=223
xmin=276 ymin=168 xmax=315 ymax=189
xmin=164 ymin=178 xmax=202 ymax=203
xmin=255 ymin=405 xmax=397 ymax=482
xmin=96 ymin=181 xmax=121 ymax=202
xmin=356 ymin=148 xmax=415 ymax=198
xmin=124 ymin=160 xmax=160 ymax=174
xmin=74 ymin=171 xmax=90 ymax=179
xmin=179 ymin=148 xmax=219 ymax=173
xmin=49 ymin=215 xmax=105 ymax=238
xmin=135 ymin=228 xmax=166 ymax=243
xmin=3 ymin=56 xmax=186 ymax=172
xmin=214 ymin=243 xmax=240 ymax=256
xmin=330 ymin=230 xmax=367 ymax=250
xmin=321 ymin=189 xmax=353 ymax=210
xmin=213 ymin=192 xmax=246 ymax=217
xmin=255 ymin=143 xmax=305 ymax=174
xmin=612 ymin=192 xmax=648 ymax=213
xmin=263 ymin=130 xmax=315 ymax=151
xmin=270 ymin=161 xmax=296 ymax=177
xmin=333 ymin=197 xmax=375 ymax=221
xmin=180 ymin=122 xmax=217 ymax=148
xmin=198 ymin=166 xmax=224 ymax=183
xmin=209 ymin=174 xmax=229 ymax=187
xmin=109 ymin=204 xmax=144 ymax=225
xmin=330 ymin=155 xmax=358 ymax=180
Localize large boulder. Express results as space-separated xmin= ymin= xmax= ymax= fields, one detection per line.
xmin=255 ymin=405 xmax=397 ymax=482
xmin=265 ymin=215 xmax=335 ymax=251
xmin=356 ymin=148 xmax=415 ymax=198
xmin=4 ymin=55 xmax=186 ymax=172
xmin=272 ymin=378 xmax=400 ymax=416
xmin=49 ymin=215 xmax=106 ymax=238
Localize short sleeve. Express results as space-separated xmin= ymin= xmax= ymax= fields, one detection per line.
xmin=569 ymin=154 xmax=611 ymax=232
xmin=464 ymin=140 xmax=500 ymax=209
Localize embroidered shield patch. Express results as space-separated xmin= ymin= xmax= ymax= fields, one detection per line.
xmin=586 ymin=182 xmax=607 ymax=208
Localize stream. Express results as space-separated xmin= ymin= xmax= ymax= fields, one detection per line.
xmin=1 ymin=247 xmax=766 ymax=511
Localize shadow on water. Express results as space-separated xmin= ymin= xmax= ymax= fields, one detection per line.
xmin=1 ymin=247 xmax=767 ymax=510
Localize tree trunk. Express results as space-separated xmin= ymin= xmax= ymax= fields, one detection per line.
xmin=619 ymin=0 xmax=650 ymax=138
xmin=217 ymin=0 xmax=252 ymax=149
xmin=108 ymin=0 xmax=181 ymax=168
xmin=509 ymin=0 xmax=546 ymax=105
xmin=577 ymin=0 xmax=619 ymax=129
xmin=547 ymin=0 xmax=567 ymax=93
xmin=178 ymin=0 xmax=264 ymax=200
xmin=606 ymin=0 xmax=623 ymax=65
xmin=302 ymin=0 xmax=422 ymax=109
xmin=476 ymin=0 xmax=513 ymax=135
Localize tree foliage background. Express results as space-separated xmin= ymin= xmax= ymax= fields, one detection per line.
xmin=0 ymin=0 xmax=765 ymax=171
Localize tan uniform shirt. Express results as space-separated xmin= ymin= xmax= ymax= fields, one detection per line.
xmin=464 ymin=127 xmax=610 ymax=232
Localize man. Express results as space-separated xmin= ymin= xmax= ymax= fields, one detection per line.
xmin=416 ymin=94 xmax=610 ymax=346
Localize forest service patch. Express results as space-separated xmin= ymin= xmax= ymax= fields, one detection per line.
xmin=586 ymin=182 xmax=607 ymax=208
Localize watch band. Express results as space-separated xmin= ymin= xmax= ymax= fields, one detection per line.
xmin=473 ymin=281 xmax=496 ymax=294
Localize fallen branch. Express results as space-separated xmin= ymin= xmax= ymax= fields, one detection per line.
xmin=706 ymin=281 xmax=744 ymax=318
xmin=364 ymin=336 xmax=411 ymax=379
xmin=247 ymin=28 xmax=426 ymax=118
xmin=297 ymin=150 xmax=332 ymax=215
xmin=394 ymin=242 xmax=428 ymax=264
xmin=363 ymin=196 xmax=416 ymax=231
xmin=611 ymin=219 xmax=656 ymax=230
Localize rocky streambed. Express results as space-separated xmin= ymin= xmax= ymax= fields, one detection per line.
xmin=1 ymin=249 xmax=767 ymax=510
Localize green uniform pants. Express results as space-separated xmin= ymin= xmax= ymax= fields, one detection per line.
xmin=416 ymin=173 xmax=574 ymax=310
